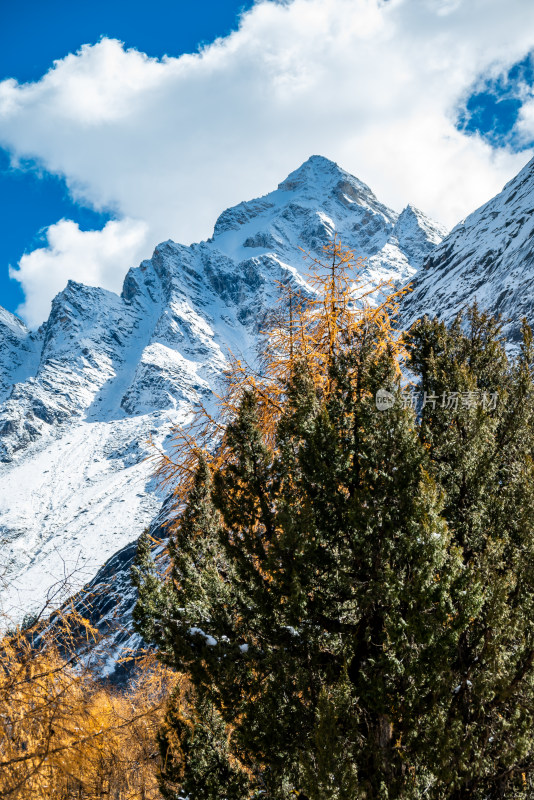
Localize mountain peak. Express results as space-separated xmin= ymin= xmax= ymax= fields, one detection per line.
xmin=0 ymin=305 xmax=28 ymax=338
xmin=212 ymin=155 xmax=392 ymax=241
xmin=399 ymin=203 xmax=422 ymax=218
xmin=395 ymin=204 xmax=448 ymax=242
xmin=278 ymin=154 xmax=371 ymax=196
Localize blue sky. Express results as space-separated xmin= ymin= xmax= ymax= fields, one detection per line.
xmin=1 ymin=0 xmax=534 ymax=327
xmin=0 ymin=0 xmax=253 ymax=315
xmin=458 ymin=53 xmax=534 ymax=150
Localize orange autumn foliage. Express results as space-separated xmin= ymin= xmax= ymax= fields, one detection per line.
xmin=0 ymin=607 xmax=184 ymax=800
xmin=154 ymin=237 xmax=409 ymax=526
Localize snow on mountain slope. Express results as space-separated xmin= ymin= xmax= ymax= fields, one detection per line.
xmin=211 ymin=155 xmax=446 ymax=277
xmin=0 ymin=308 xmax=41 ymax=403
xmin=1 ymin=416 xmax=168 ymax=619
xmin=403 ymin=155 xmax=534 ymax=340
xmin=0 ymin=155 xmax=446 ymax=620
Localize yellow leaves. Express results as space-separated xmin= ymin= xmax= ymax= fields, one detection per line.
xmin=0 ymin=614 xmax=181 ymax=800
xmin=154 ymin=235 xmax=409 ymax=542
xmin=263 ymin=234 xmax=409 ymax=396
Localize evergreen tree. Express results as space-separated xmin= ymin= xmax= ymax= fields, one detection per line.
xmin=406 ymin=311 xmax=534 ymax=799
xmin=133 ymin=242 xmax=461 ymax=798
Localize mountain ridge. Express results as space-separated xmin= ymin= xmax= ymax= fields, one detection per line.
xmin=0 ymin=155 xmax=447 ymax=620
xmin=403 ymin=154 xmax=534 ymax=339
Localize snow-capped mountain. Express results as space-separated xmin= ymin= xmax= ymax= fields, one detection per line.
xmin=403 ymin=155 xmax=534 ymax=340
xmin=0 ymin=155 xmax=446 ymax=620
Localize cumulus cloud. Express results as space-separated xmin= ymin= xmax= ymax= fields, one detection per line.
xmin=1 ymin=0 xmax=534 ymax=325
xmin=10 ymin=219 xmax=148 ymax=328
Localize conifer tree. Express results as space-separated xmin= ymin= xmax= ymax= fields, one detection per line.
xmin=405 ymin=311 xmax=534 ymax=799
xmin=133 ymin=241 xmax=462 ymax=798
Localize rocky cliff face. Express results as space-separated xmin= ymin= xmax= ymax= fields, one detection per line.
xmin=403 ymin=155 xmax=534 ymax=341
xmin=0 ymin=155 xmax=446 ymax=620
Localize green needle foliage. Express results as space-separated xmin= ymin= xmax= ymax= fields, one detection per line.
xmin=133 ymin=243 xmax=534 ymax=799
xmin=406 ymin=310 xmax=534 ymax=799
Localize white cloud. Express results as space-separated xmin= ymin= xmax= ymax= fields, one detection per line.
xmin=10 ymin=219 xmax=148 ymax=328
xmin=1 ymin=0 xmax=534 ymax=325
xmin=516 ymin=98 xmax=534 ymax=145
